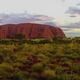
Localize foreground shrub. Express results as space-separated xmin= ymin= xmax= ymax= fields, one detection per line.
xmin=42 ymin=69 xmax=56 ymax=80
xmin=0 ymin=63 xmax=14 ymax=78
xmin=11 ymin=71 xmax=28 ymax=80
xmin=32 ymin=63 xmax=44 ymax=72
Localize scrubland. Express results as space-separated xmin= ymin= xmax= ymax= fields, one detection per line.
xmin=0 ymin=38 xmax=80 ymax=80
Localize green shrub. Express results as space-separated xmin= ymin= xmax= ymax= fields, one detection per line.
xmin=12 ymin=71 xmax=28 ymax=80
xmin=42 ymin=69 xmax=56 ymax=79
xmin=0 ymin=63 xmax=14 ymax=78
xmin=32 ymin=63 xmax=44 ymax=72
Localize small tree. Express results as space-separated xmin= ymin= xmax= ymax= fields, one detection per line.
xmin=15 ymin=34 xmax=25 ymax=40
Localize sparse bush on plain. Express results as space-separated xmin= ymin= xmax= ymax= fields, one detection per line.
xmin=0 ymin=38 xmax=79 ymax=80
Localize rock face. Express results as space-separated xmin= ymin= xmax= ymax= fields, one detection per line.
xmin=0 ymin=23 xmax=65 ymax=39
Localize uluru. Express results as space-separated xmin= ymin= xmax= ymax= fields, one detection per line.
xmin=0 ymin=23 xmax=65 ymax=39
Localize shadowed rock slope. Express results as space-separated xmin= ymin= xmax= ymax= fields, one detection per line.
xmin=0 ymin=23 xmax=65 ymax=39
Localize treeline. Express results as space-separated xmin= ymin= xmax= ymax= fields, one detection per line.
xmin=0 ymin=37 xmax=80 ymax=44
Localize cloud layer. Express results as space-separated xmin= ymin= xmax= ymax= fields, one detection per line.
xmin=0 ymin=13 xmax=56 ymax=26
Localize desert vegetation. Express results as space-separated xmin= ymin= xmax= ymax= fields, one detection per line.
xmin=0 ymin=37 xmax=80 ymax=80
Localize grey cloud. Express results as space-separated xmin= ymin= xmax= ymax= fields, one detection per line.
xmin=61 ymin=23 xmax=80 ymax=37
xmin=61 ymin=27 xmax=80 ymax=37
xmin=0 ymin=13 xmax=55 ymax=26
xmin=65 ymin=32 xmax=80 ymax=37
xmin=61 ymin=28 xmax=72 ymax=31
xmin=61 ymin=22 xmax=80 ymax=29
xmin=77 ymin=3 xmax=80 ymax=6
xmin=69 ymin=15 xmax=77 ymax=17
xmin=66 ymin=6 xmax=80 ymax=15
xmin=61 ymin=0 xmax=65 ymax=1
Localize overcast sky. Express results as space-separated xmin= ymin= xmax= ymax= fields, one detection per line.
xmin=0 ymin=0 xmax=80 ymax=37
xmin=0 ymin=0 xmax=79 ymax=25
